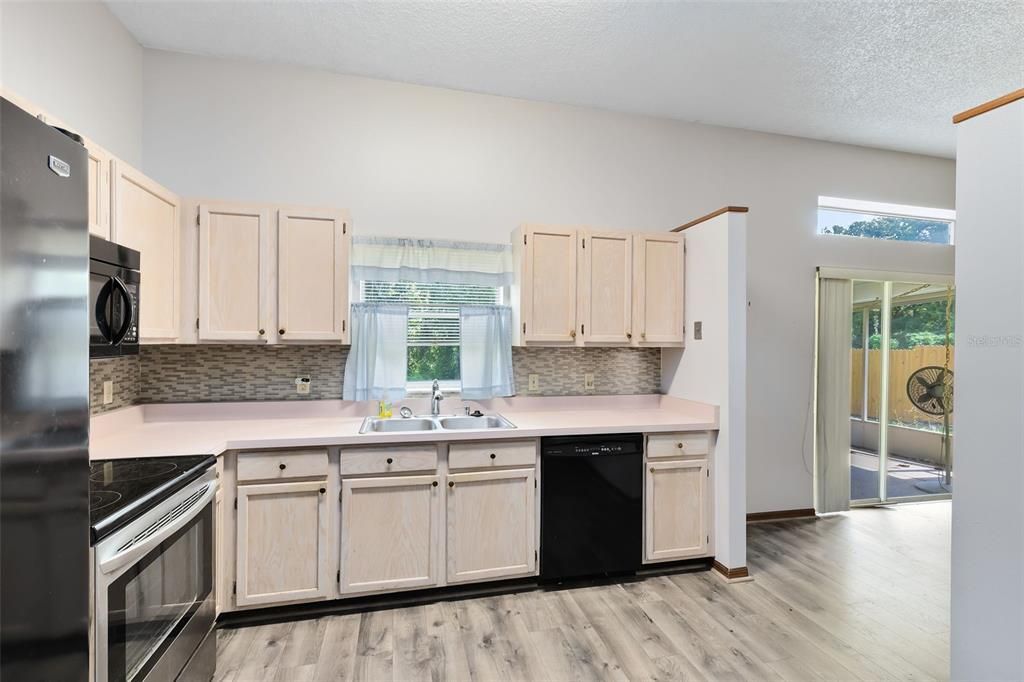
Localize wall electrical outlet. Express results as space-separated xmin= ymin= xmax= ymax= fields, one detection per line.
xmin=102 ymin=380 xmax=114 ymax=405
xmin=584 ymin=373 xmax=595 ymax=390
xmin=295 ymin=376 xmax=311 ymax=395
xmin=694 ymin=321 xmax=703 ymax=340
xmin=528 ymin=374 xmax=539 ymax=392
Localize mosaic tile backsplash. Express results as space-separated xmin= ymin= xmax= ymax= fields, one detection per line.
xmin=89 ymin=344 xmax=662 ymax=413
xmin=89 ymin=354 xmax=141 ymax=415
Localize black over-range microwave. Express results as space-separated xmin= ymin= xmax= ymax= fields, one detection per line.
xmin=90 ymin=235 xmax=140 ymax=357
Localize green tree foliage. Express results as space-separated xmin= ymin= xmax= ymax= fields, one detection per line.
xmin=856 ymin=298 xmax=955 ymax=350
xmin=408 ymin=346 xmax=460 ymax=381
xmin=823 ymin=215 xmax=950 ymax=244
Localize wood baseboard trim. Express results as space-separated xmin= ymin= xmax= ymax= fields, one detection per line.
xmin=747 ymin=508 xmax=817 ymax=523
xmin=672 ymin=206 xmax=749 ymax=232
xmin=712 ymin=561 xmax=750 ymax=580
xmin=953 ymin=88 xmax=1024 ymax=124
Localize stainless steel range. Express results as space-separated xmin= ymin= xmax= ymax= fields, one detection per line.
xmin=89 ymin=455 xmax=217 ymax=682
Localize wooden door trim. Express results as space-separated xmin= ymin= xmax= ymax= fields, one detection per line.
xmin=235 ymin=480 xmax=330 ymax=607
xmin=197 ymin=202 xmax=271 ymax=342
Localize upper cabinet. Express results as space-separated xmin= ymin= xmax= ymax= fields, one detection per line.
xmin=84 ymin=140 xmax=112 ymax=240
xmin=277 ymin=207 xmax=350 ymax=343
xmin=198 ymin=203 xmax=272 ymax=342
xmin=578 ymin=229 xmax=633 ymax=344
xmin=513 ymin=225 xmax=684 ymax=347
xmin=515 ymin=224 xmax=578 ymax=343
xmin=633 ymin=233 xmax=685 ymax=346
xmin=192 ymin=201 xmax=351 ymax=345
xmin=112 ymin=161 xmax=182 ymax=343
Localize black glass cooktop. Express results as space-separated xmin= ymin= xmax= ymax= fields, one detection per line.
xmin=90 ymin=455 xmax=216 ymax=544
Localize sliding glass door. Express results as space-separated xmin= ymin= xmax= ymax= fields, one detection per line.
xmin=850 ymin=279 xmax=954 ymax=503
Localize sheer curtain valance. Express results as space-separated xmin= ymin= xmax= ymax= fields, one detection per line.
xmin=351 ymin=236 xmax=513 ymax=287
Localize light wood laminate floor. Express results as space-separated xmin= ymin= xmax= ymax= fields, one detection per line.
xmin=216 ymin=501 xmax=950 ymax=681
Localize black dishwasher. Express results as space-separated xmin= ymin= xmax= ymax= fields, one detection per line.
xmin=540 ymin=433 xmax=643 ymax=582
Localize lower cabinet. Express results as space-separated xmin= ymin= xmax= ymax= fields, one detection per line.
xmin=235 ymin=481 xmax=331 ymax=607
xmin=446 ymin=468 xmax=536 ymax=584
xmin=339 ymin=474 xmax=441 ymax=594
xmin=645 ymin=458 xmax=710 ymax=562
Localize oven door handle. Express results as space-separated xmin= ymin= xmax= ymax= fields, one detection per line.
xmin=99 ymin=480 xmax=216 ymax=577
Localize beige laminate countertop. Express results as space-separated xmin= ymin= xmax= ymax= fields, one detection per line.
xmin=89 ymin=395 xmax=718 ymax=460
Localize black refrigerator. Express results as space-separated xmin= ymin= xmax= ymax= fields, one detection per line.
xmin=0 ymin=97 xmax=90 ymax=679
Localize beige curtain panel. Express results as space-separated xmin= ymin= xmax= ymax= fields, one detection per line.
xmin=816 ymin=277 xmax=853 ymax=513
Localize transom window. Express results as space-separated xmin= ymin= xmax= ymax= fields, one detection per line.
xmin=817 ymin=196 xmax=956 ymax=245
xmin=359 ymin=280 xmax=503 ymax=387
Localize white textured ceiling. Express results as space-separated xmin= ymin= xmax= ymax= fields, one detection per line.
xmin=107 ymin=1 xmax=1023 ymax=158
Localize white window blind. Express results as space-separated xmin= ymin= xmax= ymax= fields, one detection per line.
xmin=359 ymin=280 xmax=502 ymax=347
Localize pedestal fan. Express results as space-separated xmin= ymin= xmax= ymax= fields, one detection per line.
xmin=906 ymin=366 xmax=953 ymax=493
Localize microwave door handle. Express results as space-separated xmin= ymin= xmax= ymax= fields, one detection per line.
xmin=98 ymin=481 xmax=216 ymax=577
xmin=95 ymin=277 xmax=115 ymax=343
xmin=109 ymin=276 xmax=134 ymax=346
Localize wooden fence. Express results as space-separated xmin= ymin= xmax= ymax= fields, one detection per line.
xmin=851 ymin=346 xmax=952 ymax=427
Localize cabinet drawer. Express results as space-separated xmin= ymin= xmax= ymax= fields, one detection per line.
xmin=449 ymin=440 xmax=537 ymax=471
xmin=237 ymin=450 xmax=328 ymax=482
xmin=647 ymin=432 xmax=711 ymax=459
xmin=340 ymin=446 xmax=438 ymax=476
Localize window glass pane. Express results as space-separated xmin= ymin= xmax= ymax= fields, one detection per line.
xmin=360 ymin=280 xmax=501 ymax=383
xmin=818 ymin=208 xmax=952 ymax=244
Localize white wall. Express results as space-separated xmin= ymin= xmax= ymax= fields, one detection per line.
xmin=0 ymin=1 xmax=143 ymax=165
xmin=950 ymin=100 xmax=1024 ymax=680
xmin=662 ymin=211 xmax=747 ymax=569
xmin=141 ymin=50 xmax=956 ymax=514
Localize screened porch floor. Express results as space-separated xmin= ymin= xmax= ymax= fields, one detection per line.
xmin=851 ymin=448 xmax=951 ymax=501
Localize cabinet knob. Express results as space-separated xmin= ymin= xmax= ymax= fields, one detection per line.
xmin=677 ymin=442 xmax=684 ymax=449
xmin=432 ymin=481 xmax=438 ymax=487
xmin=650 ymin=467 xmax=655 ymax=473
xmin=319 ymin=487 xmax=326 ymax=494
xmin=641 ymin=331 xmax=647 ymax=339
xmin=626 ymin=332 xmax=632 ymax=339
xmin=570 ymin=329 xmax=577 ymax=338
xmin=448 ymin=481 xmax=454 ymax=488
xmin=258 ymin=328 xmax=265 ymax=336
xmin=279 ymin=463 xmax=286 ymax=470
xmin=279 ymin=328 xmax=286 ymax=335
xmin=386 ymin=457 xmax=393 ymax=465
xmin=489 ymin=453 xmax=496 ymax=460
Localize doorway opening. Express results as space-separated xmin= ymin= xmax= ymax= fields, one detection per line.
xmin=849 ymin=279 xmax=954 ymax=504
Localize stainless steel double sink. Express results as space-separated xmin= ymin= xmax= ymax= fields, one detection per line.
xmin=358 ymin=414 xmax=516 ymax=434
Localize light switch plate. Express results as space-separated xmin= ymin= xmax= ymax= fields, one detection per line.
xmin=528 ymin=374 xmax=539 ymax=392
xmin=694 ymin=321 xmax=703 ymax=340
xmin=584 ymin=373 xmax=595 ymax=390
xmin=295 ymin=376 xmax=311 ymax=395
xmin=102 ymin=380 xmax=113 ymax=405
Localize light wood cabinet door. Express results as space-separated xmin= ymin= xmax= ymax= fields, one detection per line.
xmin=633 ymin=233 xmax=684 ymax=346
xmin=235 ymin=481 xmax=331 ymax=607
xmin=645 ymin=458 xmax=709 ymax=562
xmin=111 ymin=161 xmax=181 ymax=342
xmin=197 ymin=202 xmax=271 ymax=342
xmin=520 ymin=225 xmax=578 ymax=343
xmin=84 ymin=141 xmax=111 ymax=239
xmin=277 ymin=207 xmax=350 ymax=342
xmin=578 ymin=229 xmax=632 ymax=344
xmin=446 ymin=468 xmax=536 ymax=584
xmin=340 ymin=475 xmax=440 ymax=594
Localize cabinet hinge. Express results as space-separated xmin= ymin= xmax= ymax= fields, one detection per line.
xmin=534 ymin=550 xmax=538 ymax=561
xmin=707 ymin=469 xmax=710 ymax=478
xmin=581 ymin=324 xmax=585 ymax=335
xmin=523 ymin=234 xmax=527 ymax=245
xmin=343 ymin=222 xmax=347 ymax=235
xmin=196 ymin=211 xmax=200 ymax=227
xmin=706 ymin=535 xmax=710 ymax=544
xmin=336 ymin=569 xmax=341 ymax=583
xmin=233 ymin=498 xmax=237 ymax=509
xmin=534 ymin=478 xmax=537 ymax=489
xmin=196 ymin=317 xmax=200 ymax=330
xmin=342 ymin=320 xmax=346 ymax=333
xmin=522 ymin=322 xmax=526 ymax=335
xmin=232 ymin=581 xmax=237 ymax=595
